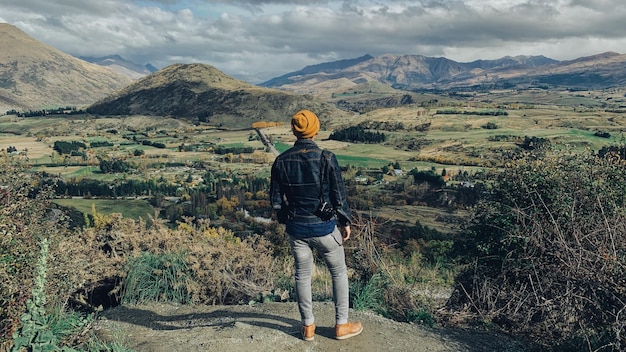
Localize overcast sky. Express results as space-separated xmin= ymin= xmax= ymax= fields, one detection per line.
xmin=2 ymin=0 xmax=626 ymax=83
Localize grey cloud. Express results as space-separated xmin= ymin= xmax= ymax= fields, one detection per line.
xmin=2 ymin=0 xmax=626 ymax=83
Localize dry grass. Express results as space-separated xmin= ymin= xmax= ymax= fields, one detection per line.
xmin=0 ymin=134 xmax=53 ymax=159
xmin=53 ymin=215 xmax=276 ymax=308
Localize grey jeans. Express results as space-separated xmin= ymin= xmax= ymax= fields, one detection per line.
xmin=288 ymin=227 xmax=349 ymax=326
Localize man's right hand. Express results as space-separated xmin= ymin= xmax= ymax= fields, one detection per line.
xmin=340 ymin=225 xmax=351 ymax=241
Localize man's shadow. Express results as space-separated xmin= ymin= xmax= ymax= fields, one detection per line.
xmin=100 ymin=305 xmax=336 ymax=340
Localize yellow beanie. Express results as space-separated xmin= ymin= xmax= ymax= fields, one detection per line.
xmin=291 ymin=110 xmax=320 ymax=139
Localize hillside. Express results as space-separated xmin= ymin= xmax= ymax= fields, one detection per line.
xmin=0 ymin=23 xmax=134 ymax=112
xmin=261 ymin=52 xmax=626 ymax=93
xmin=87 ymin=63 xmax=349 ymax=129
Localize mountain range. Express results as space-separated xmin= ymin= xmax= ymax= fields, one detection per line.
xmin=2 ymin=20 xmax=626 ymax=127
xmin=261 ymin=52 xmax=626 ymax=93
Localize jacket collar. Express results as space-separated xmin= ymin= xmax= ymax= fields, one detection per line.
xmin=294 ymin=138 xmax=318 ymax=148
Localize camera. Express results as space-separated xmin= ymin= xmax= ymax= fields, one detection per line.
xmin=276 ymin=207 xmax=293 ymax=224
xmin=314 ymin=201 xmax=335 ymax=221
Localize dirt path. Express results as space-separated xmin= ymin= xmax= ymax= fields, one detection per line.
xmin=94 ymin=302 xmax=538 ymax=352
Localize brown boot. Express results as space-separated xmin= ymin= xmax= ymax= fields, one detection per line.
xmin=335 ymin=321 xmax=363 ymax=340
xmin=302 ymin=323 xmax=315 ymax=341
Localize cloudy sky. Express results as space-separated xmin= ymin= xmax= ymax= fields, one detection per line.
xmin=2 ymin=0 xmax=625 ymax=83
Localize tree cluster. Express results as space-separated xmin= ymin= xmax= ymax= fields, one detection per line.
xmin=598 ymin=144 xmax=626 ymax=159
xmin=98 ymin=158 xmax=131 ymax=174
xmin=593 ymin=130 xmax=611 ymax=138
xmin=518 ymin=135 xmax=550 ymax=150
xmin=357 ymin=121 xmax=406 ymax=132
xmin=213 ymin=145 xmax=255 ymax=154
xmin=90 ymin=141 xmax=114 ymax=148
xmin=409 ymin=168 xmax=445 ymax=188
xmin=53 ymin=141 xmax=86 ymax=155
xmin=141 ymin=140 xmax=167 ymax=149
xmin=329 ymin=126 xmax=386 ymax=143
xmin=51 ymin=177 xmax=178 ymax=199
xmin=481 ymin=122 xmax=498 ymax=129
xmin=436 ymin=109 xmax=508 ymax=116
xmin=5 ymin=106 xmax=84 ymax=117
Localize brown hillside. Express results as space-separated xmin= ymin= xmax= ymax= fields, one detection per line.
xmin=87 ymin=63 xmax=348 ymax=129
xmin=0 ymin=23 xmax=134 ymax=112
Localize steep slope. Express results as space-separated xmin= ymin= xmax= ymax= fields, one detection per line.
xmin=0 ymin=23 xmax=134 ymax=111
xmin=87 ymin=63 xmax=346 ymax=129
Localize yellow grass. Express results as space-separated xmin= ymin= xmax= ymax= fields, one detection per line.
xmin=0 ymin=134 xmax=53 ymax=160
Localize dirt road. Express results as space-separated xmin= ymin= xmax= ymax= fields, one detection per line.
xmin=94 ymin=302 xmax=539 ymax=352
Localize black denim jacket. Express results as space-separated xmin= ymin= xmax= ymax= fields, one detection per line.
xmin=270 ymin=139 xmax=352 ymax=226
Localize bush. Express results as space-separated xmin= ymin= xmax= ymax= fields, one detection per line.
xmin=481 ymin=122 xmax=498 ymax=129
xmin=59 ymin=215 xmax=276 ymax=307
xmin=594 ymin=131 xmax=611 ymax=138
xmin=0 ymin=154 xmax=70 ymax=349
xmin=450 ymin=148 xmax=626 ymax=350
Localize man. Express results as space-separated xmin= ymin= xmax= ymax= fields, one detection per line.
xmin=270 ymin=109 xmax=363 ymax=341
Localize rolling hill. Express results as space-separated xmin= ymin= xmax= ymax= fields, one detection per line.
xmin=86 ymin=63 xmax=347 ymax=129
xmin=0 ymin=23 xmax=134 ymax=112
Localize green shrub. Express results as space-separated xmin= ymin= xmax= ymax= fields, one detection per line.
xmin=46 ymin=308 xmax=91 ymax=347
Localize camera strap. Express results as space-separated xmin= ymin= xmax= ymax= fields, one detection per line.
xmin=318 ymin=149 xmax=327 ymax=204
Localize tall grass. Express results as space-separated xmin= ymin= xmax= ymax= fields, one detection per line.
xmin=350 ymin=273 xmax=386 ymax=314
xmin=120 ymin=252 xmax=192 ymax=305
xmin=346 ymin=213 xmax=452 ymax=326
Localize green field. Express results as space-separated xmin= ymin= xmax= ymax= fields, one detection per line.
xmin=53 ymin=198 xmax=156 ymax=221
xmin=4 ymin=91 xmax=626 ymax=223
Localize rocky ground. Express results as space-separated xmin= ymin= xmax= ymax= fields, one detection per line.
xmin=93 ymin=301 xmax=540 ymax=352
